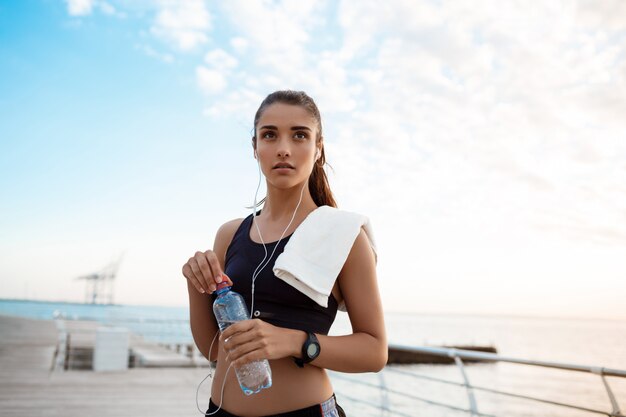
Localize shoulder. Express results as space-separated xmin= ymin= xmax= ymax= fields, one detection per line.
xmin=215 ymin=218 xmax=246 ymax=244
xmin=218 ymin=217 xmax=246 ymax=236
xmin=347 ymin=228 xmax=376 ymax=264
xmin=316 ymin=206 xmax=376 ymax=259
xmin=310 ymin=205 xmax=371 ymax=228
xmin=213 ymin=217 xmax=247 ymax=255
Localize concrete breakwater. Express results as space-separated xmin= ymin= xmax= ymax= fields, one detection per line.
xmin=387 ymin=344 xmax=497 ymax=364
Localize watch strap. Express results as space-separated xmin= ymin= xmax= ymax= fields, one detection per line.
xmin=294 ymin=331 xmax=319 ymax=368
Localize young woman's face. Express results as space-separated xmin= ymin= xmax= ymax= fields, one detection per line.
xmin=255 ymin=103 xmax=320 ymax=189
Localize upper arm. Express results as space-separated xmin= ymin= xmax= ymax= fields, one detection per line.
xmin=337 ymin=229 xmax=386 ymax=342
xmin=213 ymin=218 xmax=244 ymax=270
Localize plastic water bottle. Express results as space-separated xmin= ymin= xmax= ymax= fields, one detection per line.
xmin=213 ymin=281 xmax=272 ymax=395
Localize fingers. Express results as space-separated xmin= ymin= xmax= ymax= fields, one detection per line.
xmin=189 ymin=254 xmax=211 ymax=293
xmin=204 ymin=250 xmax=224 ymax=285
xmin=227 ymin=339 xmax=268 ymax=366
xmin=182 ymin=250 xmax=225 ymax=294
xmin=222 ymin=325 xmax=260 ymax=349
xmin=182 ymin=260 xmax=207 ymax=294
xmin=220 ymin=320 xmax=277 ymax=365
xmin=220 ymin=319 xmax=254 ymax=341
xmin=194 ymin=251 xmax=217 ymax=293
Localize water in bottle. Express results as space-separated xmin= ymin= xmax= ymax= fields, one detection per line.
xmin=213 ymin=280 xmax=272 ymax=395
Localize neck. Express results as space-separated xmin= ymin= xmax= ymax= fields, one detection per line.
xmin=261 ymin=181 xmax=318 ymax=221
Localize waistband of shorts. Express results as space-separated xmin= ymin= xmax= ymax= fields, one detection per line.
xmin=207 ymin=393 xmax=337 ymax=417
xmin=319 ymin=394 xmax=336 ymax=415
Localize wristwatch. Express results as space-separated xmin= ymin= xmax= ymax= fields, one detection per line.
xmin=294 ymin=332 xmax=320 ymax=368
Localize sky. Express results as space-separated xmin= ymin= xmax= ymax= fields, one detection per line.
xmin=1 ymin=0 xmax=625 ymax=320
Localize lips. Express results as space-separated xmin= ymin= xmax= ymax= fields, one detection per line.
xmin=273 ymin=162 xmax=295 ymax=169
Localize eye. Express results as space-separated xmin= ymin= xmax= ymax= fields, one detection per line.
xmin=261 ymin=131 xmax=276 ymax=139
xmin=293 ymin=131 xmax=309 ymax=140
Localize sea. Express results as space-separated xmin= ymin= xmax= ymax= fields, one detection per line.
xmin=1 ymin=298 xmax=625 ymax=417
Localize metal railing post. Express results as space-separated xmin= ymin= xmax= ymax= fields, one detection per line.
xmin=378 ymin=370 xmax=391 ymax=417
xmin=591 ymin=367 xmax=624 ymax=417
xmin=449 ymin=349 xmax=479 ymax=416
xmin=64 ymin=333 xmax=71 ymax=370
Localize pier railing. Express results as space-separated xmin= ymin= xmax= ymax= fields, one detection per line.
xmin=332 ymin=345 xmax=626 ymax=417
xmin=52 ymin=318 xmax=206 ymax=370
xmin=50 ymin=316 xmax=625 ymax=416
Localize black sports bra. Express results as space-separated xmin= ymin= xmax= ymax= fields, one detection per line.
xmin=222 ymin=213 xmax=338 ymax=335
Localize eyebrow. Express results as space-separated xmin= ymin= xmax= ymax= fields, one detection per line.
xmin=259 ymin=125 xmax=312 ymax=131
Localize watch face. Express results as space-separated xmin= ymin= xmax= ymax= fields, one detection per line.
xmin=307 ymin=342 xmax=320 ymax=358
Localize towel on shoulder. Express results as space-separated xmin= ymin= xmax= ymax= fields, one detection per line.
xmin=273 ymin=205 xmax=377 ymax=311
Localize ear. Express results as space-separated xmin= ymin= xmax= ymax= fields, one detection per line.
xmin=252 ymin=137 xmax=257 ymax=159
xmin=315 ymin=139 xmax=324 ymax=161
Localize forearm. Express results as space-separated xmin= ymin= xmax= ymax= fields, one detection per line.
xmin=187 ymin=281 xmax=219 ymax=360
xmin=287 ymin=329 xmax=388 ymax=373
xmin=316 ymin=332 xmax=387 ymax=373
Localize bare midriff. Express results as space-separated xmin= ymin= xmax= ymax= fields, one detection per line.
xmin=209 ymin=340 xmax=334 ymax=416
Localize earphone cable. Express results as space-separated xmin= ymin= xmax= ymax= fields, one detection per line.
xmin=196 ymin=158 xmax=308 ymax=415
xmin=250 ymin=178 xmax=307 ymax=317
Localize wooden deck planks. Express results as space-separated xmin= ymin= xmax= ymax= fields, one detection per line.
xmin=0 ymin=315 xmax=215 ymax=417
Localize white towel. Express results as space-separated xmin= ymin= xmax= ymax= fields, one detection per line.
xmin=273 ymin=205 xmax=377 ymax=311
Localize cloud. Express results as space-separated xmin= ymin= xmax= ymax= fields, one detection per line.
xmin=150 ymin=0 xmax=211 ymax=51
xmin=98 ymin=1 xmax=120 ymax=16
xmin=326 ymin=1 xmax=626 ymax=262
xmin=196 ymin=66 xmax=227 ymax=94
xmin=65 ymin=0 xmax=94 ymax=16
xmin=192 ymin=2 xmax=625 ymax=242
xmin=64 ymin=0 xmax=124 ymax=17
xmin=136 ymin=44 xmax=174 ymax=63
xmin=230 ymin=37 xmax=249 ymax=54
xmin=575 ymin=0 xmax=626 ymax=30
xmin=38 ymin=0 xmax=626 ymax=316
xmin=203 ymin=49 xmax=238 ymax=71
xmin=221 ymin=0 xmax=321 ymax=54
xmin=100 ymin=0 xmax=626 ymax=298
xmin=195 ymin=49 xmax=238 ymax=95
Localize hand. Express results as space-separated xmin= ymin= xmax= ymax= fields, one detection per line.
xmin=181 ymin=250 xmax=233 ymax=294
xmin=220 ymin=319 xmax=305 ymax=367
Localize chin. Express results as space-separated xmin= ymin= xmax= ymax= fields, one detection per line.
xmin=269 ymin=177 xmax=308 ymax=190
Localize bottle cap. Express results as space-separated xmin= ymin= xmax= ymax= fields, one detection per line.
xmin=215 ymin=273 xmax=231 ymax=292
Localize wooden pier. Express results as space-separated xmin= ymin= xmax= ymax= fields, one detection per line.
xmin=0 ymin=314 xmax=499 ymax=416
xmin=0 ymin=315 xmax=214 ymax=417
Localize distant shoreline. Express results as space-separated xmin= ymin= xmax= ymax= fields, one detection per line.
xmin=0 ymin=297 xmax=186 ymax=310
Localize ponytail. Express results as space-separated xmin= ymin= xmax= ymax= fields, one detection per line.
xmin=308 ymin=149 xmax=337 ymax=208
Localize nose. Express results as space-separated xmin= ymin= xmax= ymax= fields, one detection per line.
xmin=277 ymin=149 xmax=290 ymax=158
xmin=276 ymin=138 xmax=291 ymax=158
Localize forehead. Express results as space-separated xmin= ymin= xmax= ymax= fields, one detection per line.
xmin=257 ymin=103 xmax=316 ymax=128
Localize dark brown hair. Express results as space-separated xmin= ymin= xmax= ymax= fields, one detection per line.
xmin=252 ymin=90 xmax=337 ymax=208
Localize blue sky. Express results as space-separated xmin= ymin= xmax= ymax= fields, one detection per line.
xmin=1 ymin=0 xmax=625 ymax=320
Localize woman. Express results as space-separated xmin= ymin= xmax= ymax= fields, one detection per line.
xmin=182 ymin=90 xmax=387 ymax=417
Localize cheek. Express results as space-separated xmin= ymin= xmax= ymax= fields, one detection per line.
xmin=256 ymin=147 xmax=270 ymax=162
xmin=256 ymin=149 xmax=275 ymax=175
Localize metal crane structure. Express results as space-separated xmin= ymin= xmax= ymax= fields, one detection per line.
xmin=76 ymin=254 xmax=123 ymax=305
